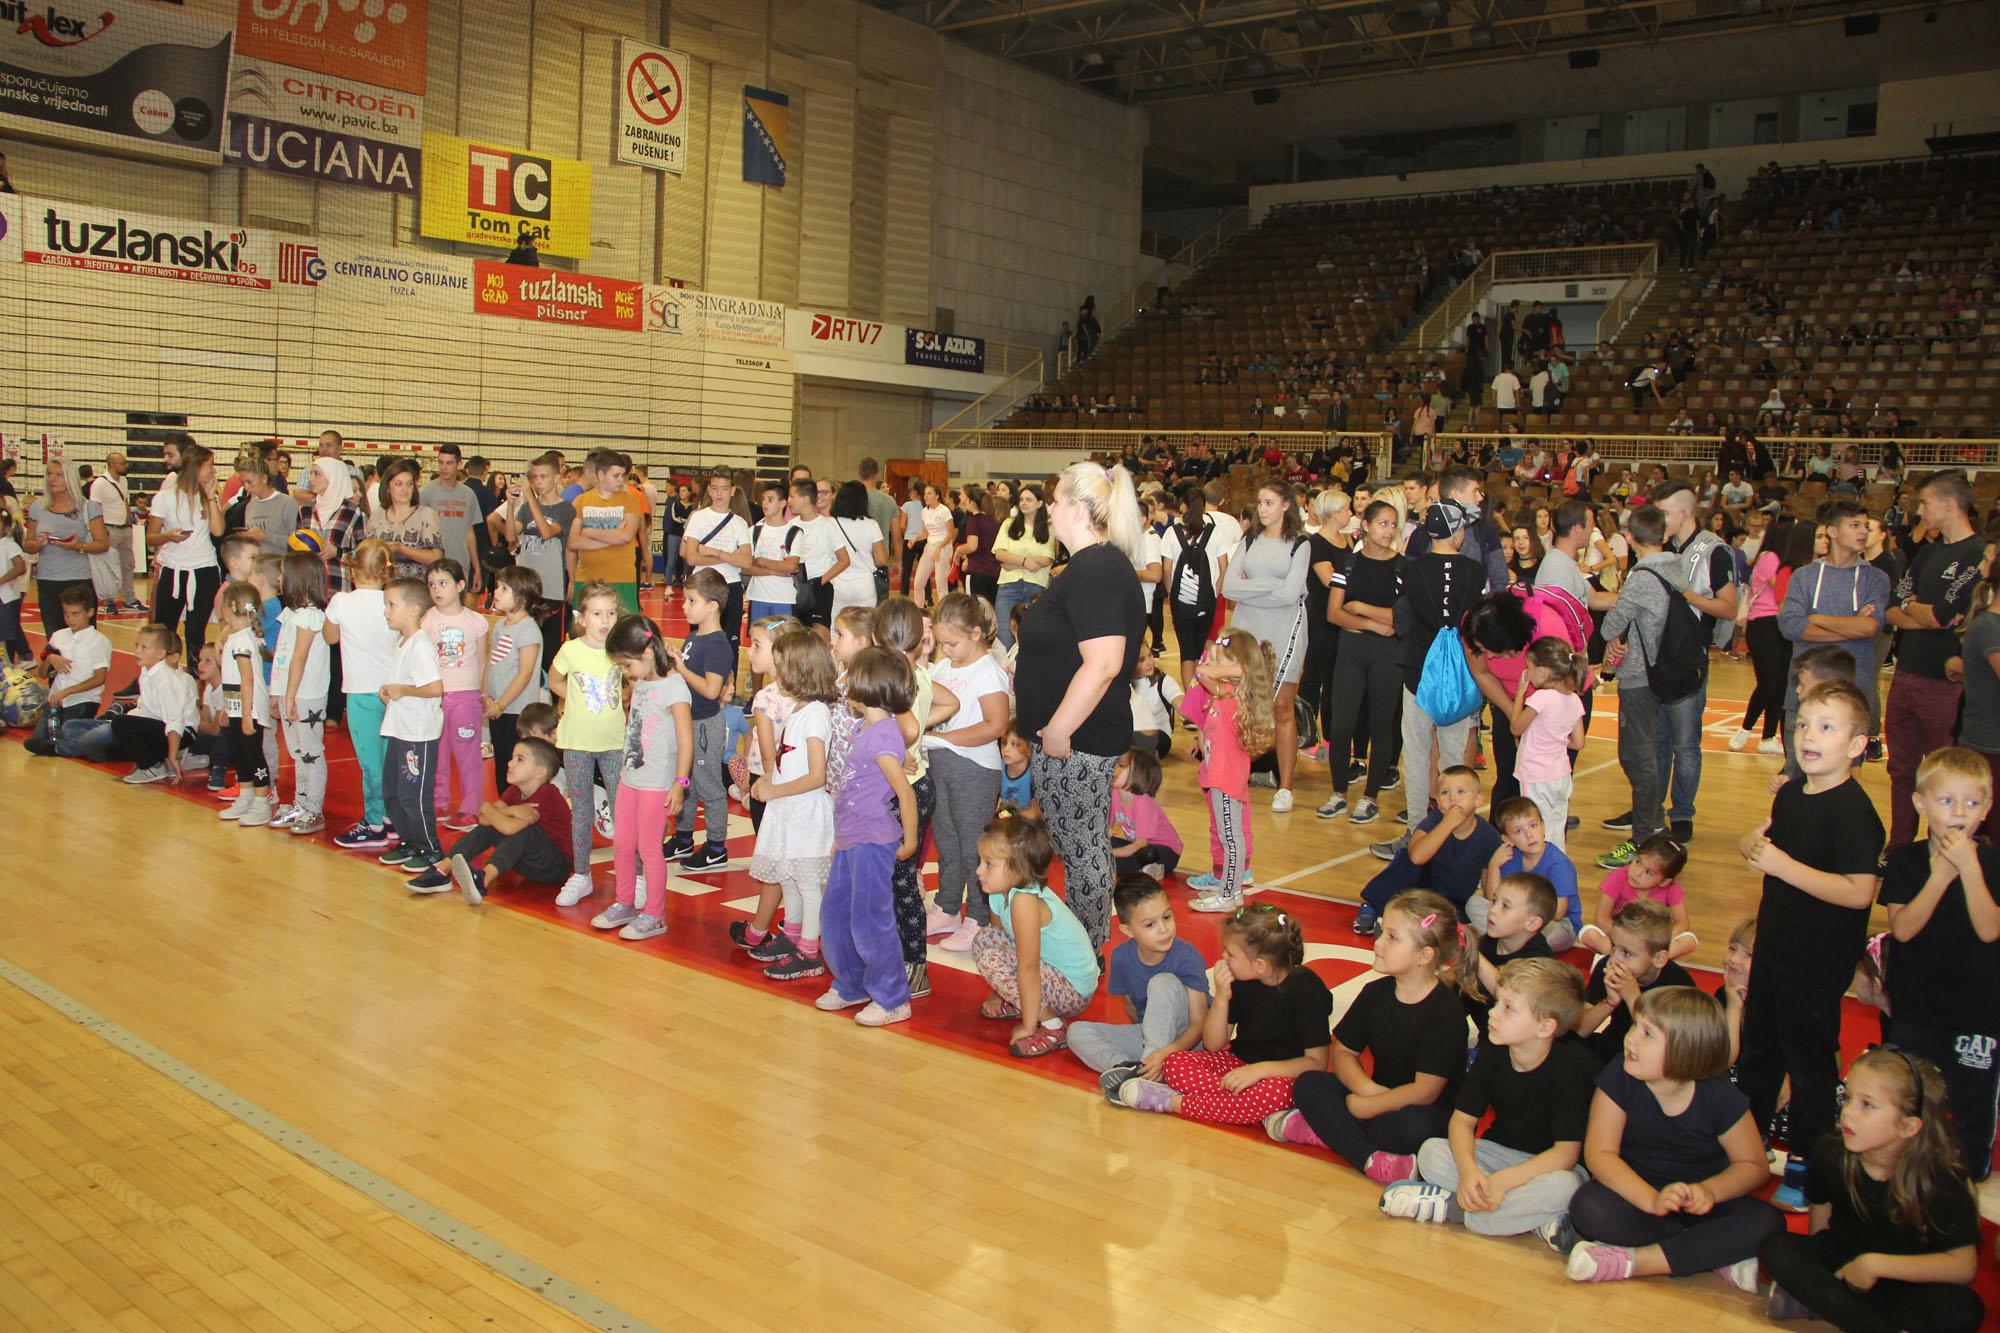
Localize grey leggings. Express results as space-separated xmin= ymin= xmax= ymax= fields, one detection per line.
xmin=1030 ymin=745 xmax=1119 ymax=950
xmin=674 ymin=710 xmax=729 ymax=846
xmin=564 ymin=747 xmax=620 ymax=875
xmin=930 ymin=749 xmax=1004 ymax=922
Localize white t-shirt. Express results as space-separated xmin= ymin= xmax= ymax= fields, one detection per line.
xmin=0 ymin=536 xmax=24 ymax=604
xmin=89 ymin=474 xmax=130 ymax=526
xmin=921 ymin=504 xmax=955 ymax=545
xmin=1721 ymin=480 xmax=1754 ymax=507
xmin=272 ymin=605 xmax=331 ymax=700
xmin=1528 ymin=370 xmax=1550 ymax=407
xmin=1137 ymin=528 xmax=1164 ymax=612
xmin=1492 ymin=371 xmax=1521 ymax=410
xmin=923 ymin=654 xmax=1010 ymax=768
xmin=220 ymin=626 xmax=271 ymax=726
xmin=1130 ymin=670 xmax=1184 ymax=736
xmin=383 ymin=631 xmax=443 ymax=742
xmin=747 ymin=519 xmax=798 ymax=605
xmin=149 ymin=485 xmax=217 ymax=570
xmin=828 ymin=517 xmax=884 ymax=602
xmin=325 ymin=588 xmax=397 ymax=694
xmin=48 ymin=625 xmax=113 ymax=706
xmin=1206 ymin=509 xmax=1244 ymax=551
xmin=136 ymin=659 xmax=198 ymax=735
xmin=687 ymin=506 xmax=749 ymax=584
xmin=793 ymin=514 xmax=839 ymax=580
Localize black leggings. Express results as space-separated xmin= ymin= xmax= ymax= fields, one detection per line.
xmin=1291 ymin=1070 xmax=1453 ymax=1171
xmin=1741 ymin=616 xmax=1791 ymax=738
xmin=1145 ymin=585 xmax=1166 ymax=652
xmin=1171 ymin=605 xmax=1216 ymax=668
xmin=1299 ymin=620 xmax=1337 ymax=748
xmin=229 ymin=722 xmax=270 ymax=789
xmin=1115 ymin=845 xmax=1180 ymax=878
xmin=490 ymin=712 xmax=519 ymax=795
xmin=1321 ymin=631 xmax=1401 ymax=798
xmin=152 ymin=564 xmax=221 ymax=666
xmin=1570 ymin=1179 xmax=1781 ymax=1275
xmin=1761 ymin=1229 xmax=1985 ymax=1333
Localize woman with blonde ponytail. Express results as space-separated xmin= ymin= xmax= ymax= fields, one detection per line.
xmin=1013 ymin=460 xmax=1147 ymax=949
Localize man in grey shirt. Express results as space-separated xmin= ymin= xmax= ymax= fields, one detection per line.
xmin=421 ymin=443 xmax=482 ymax=593
xmin=858 ymin=457 xmax=898 ymax=575
xmin=242 ymin=459 xmax=300 ymax=555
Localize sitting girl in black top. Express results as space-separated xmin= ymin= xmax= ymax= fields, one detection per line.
xmin=1759 ymin=1047 xmax=1985 ymax=1333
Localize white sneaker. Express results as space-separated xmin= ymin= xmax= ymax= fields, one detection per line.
xmin=1189 ymin=891 xmax=1243 ymax=913
xmin=268 ymin=804 xmax=302 ymax=829
xmin=1758 ymin=736 xmax=1784 ymax=755
xmin=555 ymin=874 xmax=593 ymax=907
xmin=1728 ymin=728 xmax=1753 ymax=752
xmin=218 ymin=792 xmax=253 ymax=821
xmin=1270 ymin=788 xmax=1294 ymax=813
xmin=238 ymin=798 xmax=274 ymax=828
xmin=1316 ymin=795 xmax=1348 ymax=819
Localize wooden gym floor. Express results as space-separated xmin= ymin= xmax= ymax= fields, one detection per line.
xmin=0 ymin=597 xmax=1933 ymax=1331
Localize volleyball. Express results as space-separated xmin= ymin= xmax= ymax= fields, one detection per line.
xmin=288 ymin=529 xmax=325 ymax=555
xmin=0 ymin=664 xmax=46 ymax=728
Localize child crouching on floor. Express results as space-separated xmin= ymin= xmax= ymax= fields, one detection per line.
xmin=970 ymin=813 xmax=1101 ymax=1059
xmin=1581 ymin=832 xmax=1695 ymax=960
xmin=440 ymin=738 xmax=573 ymax=905
xmin=1109 ymin=903 xmax=1330 ymax=1123
xmin=1069 ymin=875 xmax=1210 ymax=1083
xmin=1110 ymin=746 xmax=1181 ymax=881
xmin=1380 ymin=957 xmax=1594 ymax=1248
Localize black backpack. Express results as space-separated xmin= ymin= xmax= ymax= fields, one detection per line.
xmin=1170 ymin=519 xmax=1217 ymax=615
xmin=1636 ymin=568 xmax=1707 ymax=704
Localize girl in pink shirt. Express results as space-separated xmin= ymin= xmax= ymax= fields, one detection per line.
xmin=1499 ymin=637 xmax=1587 ymax=851
xmin=1581 ymin=832 xmax=1695 ymax=961
xmin=423 ymin=558 xmax=490 ymax=830
xmin=1110 ymin=746 xmax=1184 ymax=882
xmin=1177 ymin=629 xmax=1273 ymax=913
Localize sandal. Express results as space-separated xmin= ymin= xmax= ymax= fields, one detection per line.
xmin=1009 ymin=1027 xmax=1067 ymax=1059
xmin=980 ymin=997 xmax=1021 ymax=1021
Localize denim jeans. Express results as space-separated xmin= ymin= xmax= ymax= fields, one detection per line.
xmin=994 ymin=579 xmax=1040 ymax=650
xmin=1617 ymin=682 xmax=1664 ymax=844
xmin=56 ymin=715 xmax=117 ymax=761
xmin=1651 ymin=681 xmax=1704 ymax=824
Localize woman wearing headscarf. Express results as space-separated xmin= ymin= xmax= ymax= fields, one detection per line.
xmin=302 ymin=456 xmax=365 ymax=594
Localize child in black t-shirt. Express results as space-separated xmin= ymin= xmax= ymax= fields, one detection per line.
xmin=1877 ymin=746 xmax=2000 ymax=1182
xmin=1736 ymin=680 xmax=1886 ymax=1210
xmin=1465 ymin=871 xmax=1556 ymax=1036
xmin=667 ymin=568 xmax=736 ymax=869
xmin=1759 ymin=1048 xmax=1985 ymax=1332
xmin=1381 ymin=957 xmax=1594 ymax=1247
xmin=1279 ymin=891 xmax=1474 ymax=1183
xmin=1575 ymin=900 xmax=1696 ymax=1069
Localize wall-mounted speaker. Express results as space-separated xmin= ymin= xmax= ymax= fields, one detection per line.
xmin=1252 ymin=87 xmax=1280 ymax=105
xmin=1844 ymin=14 xmax=1879 ymax=35
xmin=1568 ymin=49 xmax=1600 ymax=68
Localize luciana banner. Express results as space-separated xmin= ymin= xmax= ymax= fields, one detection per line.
xmin=742 ymin=86 xmax=787 ymax=187
xmin=906 ymin=328 xmax=986 ymax=374
xmin=23 ymin=197 xmax=275 ymax=288
xmin=234 ymin=0 xmax=430 ymax=97
xmin=420 ymin=132 xmax=592 ymax=260
xmin=0 ymin=0 xmax=234 ymax=161
xmin=644 ymin=285 xmax=785 ymax=346
xmin=475 ymin=261 xmax=641 ymax=332
xmin=224 ymin=58 xmax=424 ymax=194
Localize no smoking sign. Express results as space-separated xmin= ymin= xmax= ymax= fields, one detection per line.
xmin=615 ymin=41 xmax=690 ymax=174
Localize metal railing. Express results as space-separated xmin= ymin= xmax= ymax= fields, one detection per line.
xmin=984 ymin=339 xmax=1040 ymax=379
xmin=1597 ymin=248 xmax=1660 ymax=343
xmin=929 ymin=351 xmax=1046 ymax=455
xmin=1093 ymin=206 xmax=1250 ymax=352
xmin=1424 ymin=432 xmax=2000 ymax=472
xmin=933 ymin=428 xmax=1393 ymax=484
xmin=1413 ymin=243 xmax=1660 ymax=352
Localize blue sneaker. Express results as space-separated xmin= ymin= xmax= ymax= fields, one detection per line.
xmin=1352 ymin=907 xmax=1380 ymax=937
xmin=1186 ymin=872 xmax=1222 ymax=890
xmin=1772 ymin=1160 xmax=1808 ymax=1212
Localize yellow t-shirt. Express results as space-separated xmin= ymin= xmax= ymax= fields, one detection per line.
xmin=552 ymin=639 xmax=626 ymax=751
xmin=991 ymin=524 xmax=1058 ymax=587
xmin=572 ymin=489 xmax=645 ymax=585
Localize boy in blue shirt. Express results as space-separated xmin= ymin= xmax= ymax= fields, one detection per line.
xmin=1071 ymin=876 xmax=1211 ymax=1091
xmin=666 ymin=567 xmax=737 ymax=871
xmin=1471 ymin=797 xmax=1580 ymax=949
xmin=1355 ymin=765 xmax=1501 ymax=935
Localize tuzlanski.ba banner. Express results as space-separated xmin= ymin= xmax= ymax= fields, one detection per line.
xmin=24 ymin=197 xmax=274 ymax=288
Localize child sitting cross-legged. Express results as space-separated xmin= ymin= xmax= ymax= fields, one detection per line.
xmin=1276 ymin=891 xmax=1472 ymax=1182
xmin=1469 ymin=796 xmax=1580 ymax=950
xmin=1463 ymin=872 xmax=1559 ymax=1037
xmin=1354 ymin=765 xmax=1500 ymax=937
xmin=1110 ymin=747 xmax=1181 ymax=882
xmin=1109 ymin=902 xmax=1329 ymax=1123
xmin=969 ymin=813 xmax=1101 ymax=1058
xmin=441 ymin=738 xmax=573 ymax=904
xmin=1564 ymin=987 xmax=1783 ymax=1288
xmin=1069 ymin=875 xmax=1211 ymax=1085
xmin=1580 ymin=832 xmax=1696 ymax=960
xmin=1574 ymin=899 xmax=1697 ymax=1069
xmin=1379 ymin=957 xmax=1595 ymax=1249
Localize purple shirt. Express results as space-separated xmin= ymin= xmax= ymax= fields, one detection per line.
xmin=834 ymin=715 xmax=905 ymax=849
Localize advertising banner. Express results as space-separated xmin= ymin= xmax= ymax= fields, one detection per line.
xmin=224 ymin=57 xmax=423 ymax=195
xmin=234 ymin=0 xmax=429 ymax=97
xmin=742 ymin=86 xmax=787 ymax=187
xmin=474 ymin=260 xmax=640 ymax=332
xmin=276 ymin=239 xmax=470 ymax=308
xmin=785 ymin=307 xmax=902 ymax=364
xmin=0 ymin=434 xmax=19 ymax=464
xmin=643 ymin=286 xmax=785 ymax=346
xmin=0 ymin=0 xmax=234 ymax=160
xmin=23 ymin=198 xmax=275 ymax=289
xmin=420 ymin=131 xmax=591 ymax=259
xmin=614 ymin=40 xmax=688 ymax=174
xmin=0 ymin=193 xmax=19 ymax=264
xmin=906 ymin=328 xmax=986 ymax=374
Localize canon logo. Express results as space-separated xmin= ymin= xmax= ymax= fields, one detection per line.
xmin=809 ymin=313 xmax=882 ymax=344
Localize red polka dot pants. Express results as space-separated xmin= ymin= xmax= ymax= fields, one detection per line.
xmin=1160 ymin=1049 xmax=1297 ymax=1125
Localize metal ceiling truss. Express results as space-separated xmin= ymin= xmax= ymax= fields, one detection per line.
xmin=876 ymin=0 xmax=1975 ymax=103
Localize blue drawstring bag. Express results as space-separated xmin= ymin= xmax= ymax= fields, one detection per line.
xmin=1415 ymin=625 xmax=1482 ymax=726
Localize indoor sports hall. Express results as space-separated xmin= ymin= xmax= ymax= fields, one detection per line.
xmin=3 ymin=0 xmax=2000 ymax=1328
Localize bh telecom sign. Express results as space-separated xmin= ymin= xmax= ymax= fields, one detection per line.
xmin=419 ymin=131 xmax=592 ymax=260
xmin=614 ymin=40 xmax=688 ymax=174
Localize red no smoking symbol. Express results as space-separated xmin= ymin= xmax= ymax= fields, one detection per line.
xmin=627 ymin=53 xmax=683 ymax=126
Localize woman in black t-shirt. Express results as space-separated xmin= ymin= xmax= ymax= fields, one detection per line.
xmin=1316 ymin=500 xmax=1406 ymax=822
xmin=1759 ymin=1049 xmax=1985 ymax=1332
xmin=1015 ymin=461 xmax=1146 ymax=950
